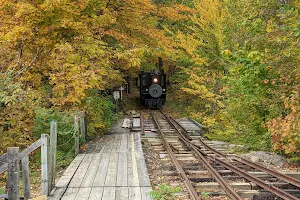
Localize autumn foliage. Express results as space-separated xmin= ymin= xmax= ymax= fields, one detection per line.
xmin=164 ymin=0 xmax=299 ymax=161
xmin=0 ymin=0 xmax=299 ymax=162
xmin=0 ymin=0 xmax=189 ymax=153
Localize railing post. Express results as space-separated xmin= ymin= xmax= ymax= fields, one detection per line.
xmin=49 ymin=121 xmax=57 ymax=193
xmin=74 ymin=115 xmax=79 ymax=155
xmin=21 ymin=155 xmax=30 ymax=200
xmin=84 ymin=112 xmax=88 ymax=141
xmin=7 ymin=147 xmax=20 ymax=200
xmin=141 ymin=113 xmax=144 ymax=135
xmin=41 ymin=134 xmax=49 ymax=195
xmin=80 ymin=111 xmax=86 ymax=143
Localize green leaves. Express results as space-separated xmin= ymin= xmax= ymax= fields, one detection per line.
xmin=147 ymin=184 xmax=181 ymax=200
xmin=0 ymin=71 xmax=23 ymax=106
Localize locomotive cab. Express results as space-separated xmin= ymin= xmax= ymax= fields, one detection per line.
xmin=139 ymin=68 xmax=167 ymax=109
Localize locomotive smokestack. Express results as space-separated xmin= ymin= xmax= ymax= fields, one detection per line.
xmin=158 ymin=57 xmax=163 ymax=70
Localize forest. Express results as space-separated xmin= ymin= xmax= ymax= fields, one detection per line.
xmin=0 ymin=0 xmax=299 ymax=165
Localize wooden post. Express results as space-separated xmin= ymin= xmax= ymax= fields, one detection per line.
xmin=141 ymin=113 xmax=144 ymax=135
xmin=126 ymin=76 xmax=130 ymax=94
xmin=84 ymin=112 xmax=88 ymax=141
xmin=74 ymin=115 xmax=79 ymax=155
xmin=49 ymin=121 xmax=57 ymax=193
xmin=7 ymin=147 xmax=20 ymax=200
xmin=41 ymin=134 xmax=49 ymax=195
xmin=79 ymin=112 xmax=86 ymax=143
xmin=21 ymin=156 xmax=30 ymax=200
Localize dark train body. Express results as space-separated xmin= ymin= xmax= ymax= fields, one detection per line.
xmin=139 ymin=69 xmax=167 ymax=109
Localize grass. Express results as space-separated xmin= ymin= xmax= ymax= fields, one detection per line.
xmin=0 ymin=186 xmax=4 ymax=195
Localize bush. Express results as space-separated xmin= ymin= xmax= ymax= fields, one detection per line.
xmin=147 ymin=184 xmax=181 ymax=200
xmin=85 ymin=89 xmax=118 ymax=137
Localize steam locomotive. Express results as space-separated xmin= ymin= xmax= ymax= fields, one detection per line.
xmin=139 ymin=59 xmax=167 ymax=109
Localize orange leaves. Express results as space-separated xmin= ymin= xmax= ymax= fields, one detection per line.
xmin=267 ymin=93 xmax=300 ymax=155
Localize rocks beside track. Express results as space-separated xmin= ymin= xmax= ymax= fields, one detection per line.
xmin=241 ymin=151 xmax=286 ymax=167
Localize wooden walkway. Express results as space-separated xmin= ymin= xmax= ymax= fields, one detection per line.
xmin=48 ymin=123 xmax=152 ymax=200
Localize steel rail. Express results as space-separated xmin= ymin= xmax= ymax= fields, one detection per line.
xmin=196 ymin=138 xmax=226 ymax=157
xmin=160 ymin=111 xmax=242 ymax=200
xmin=169 ymin=115 xmax=300 ymax=190
xmin=151 ymin=112 xmax=200 ymax=200
xmin=213 ymin=157 xmax=300 ymax=200
xmin=233 ymin=156 xmax=300 ymax=188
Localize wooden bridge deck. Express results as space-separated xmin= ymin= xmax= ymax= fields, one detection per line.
xmin=48 ymin=123 xmax=152 ymax=200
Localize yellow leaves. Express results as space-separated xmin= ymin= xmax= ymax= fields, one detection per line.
xmin=193 ymin=0 xmax=227 ymax=28
xmin=3 ymin=26 xmax=32 ymax=43
xmin=223 ymin=49 xmax=232 ymax=56
xmin=48 ymin=43 xmax=91 ymax=106
xmin=175 ymin=30 xmax=204 ymax=60
xmin=156 ymin=4 xmax=193 ymax=20
xmin=104 ymin=29 xmax=130 ymax=43
xmin=266 ymin=19 xmax=274 ymax=33
xmin=113 ymin=47 xmax=145 ymax=70
xmin=15 ymin=2 xmax=39 ymax=19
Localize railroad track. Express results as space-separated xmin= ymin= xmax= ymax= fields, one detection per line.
xmin=144 ymin=110 xmax=300 ymax=200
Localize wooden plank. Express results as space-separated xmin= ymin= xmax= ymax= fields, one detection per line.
xmin=61 ymin=188 xmax=79 ymax=200
xmin=135 ymin=134 xmax=151 ymax=187
xmin=7 ymin=147 xmax=20 ymax=200
xmin=19 ymin=139 xmax=42 ymax=159
xmin=132 ymin=118 xmax=140 ymax=128
xmin=74 ymin=115 xmax=80 ymax=156
xmin=21 ymin=156 xmax=30 ymax=200
xmin=93 ymin=153 xmax=110 ymax=187
xmin=69 ymin=153 xmax=94 ymax=187
xmin=134 ymin=133 xmax=143 ymax=152
xmin=119 ymin=134 xmax=128 ymax=153
xmin=41 ymin=134 xmax=49 ymax=195
xmin=0 ymin=139 xmax=42 ymax=175
xmin=116 ymin=152 xmax=128 ymax=186
xmin=49 ymin=121 xmax=57 ymax=193
xmin=101 ymin=187 xmax=115 ymax=200
xmin=75 ymin=187 xmax=91 ymax=200
xmin=128 ymin=134 xmax=139 ymax=187
xmin=105 ymin=152 xmax=118 ymax=186
xmin=112 ymin=134 xmax=120 ymax=152
xmin=103 ymin=135 xmax=114 ymax=153
xmin=115 ymin=187 xmax=129 ymax=200
xmin=129 ymin=187 xmax=141 ymax=200
xmin=0 ymin=153 xmax=7 ymax=168
xmin=127 ymin=150 xmax=133 ymax=186
xmin=54 ymin=154 xmax=86 ymax=188
xmin=136 ymin=152 xmax=151 ymax=187
xmin=127 ymin=133 xmax=132 ymax=152
xmin=141 ymin=187 xmax=152 ymax=200
xmin=89 ymin=187 xmax=104 ymax=200
xmin=122 ymin=118 xmax=131 ymax=128
xmin=48 ymin=187 xmax=66 ymax=200
xmin=132 ymin=118 xmax=141 ymax=131
xmin=81 ymin=151 xmax=103 ymax=187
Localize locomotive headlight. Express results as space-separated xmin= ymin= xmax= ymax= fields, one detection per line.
xmin=153 ymin=78 xmax=158 ymax=83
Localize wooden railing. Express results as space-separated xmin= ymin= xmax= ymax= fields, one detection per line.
xmin=0 ymin=111 xmax=87 ymax=200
